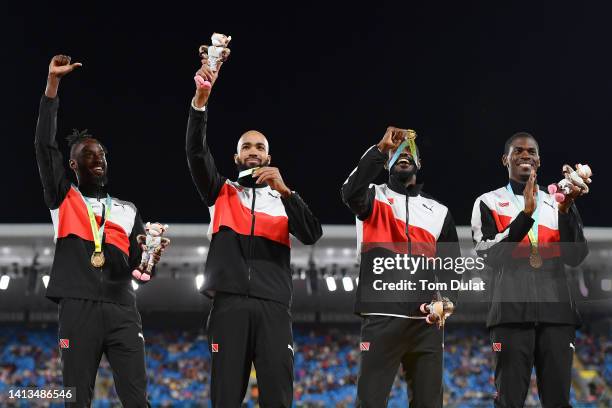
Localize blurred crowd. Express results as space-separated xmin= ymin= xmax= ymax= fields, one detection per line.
xmin=1 ymin=325 xmax=610 ymax=407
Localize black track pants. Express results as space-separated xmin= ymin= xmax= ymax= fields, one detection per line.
xmin=357 ymin=315 xmax=444 ymax=408
xmin=490 ymin=323 xmax=575 ymax=408
xmin=206 ymin=293 xmax=294 ymax=407
xmin=58 ymin=298 xmax=150 ymax=408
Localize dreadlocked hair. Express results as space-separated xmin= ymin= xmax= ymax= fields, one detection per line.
xmin=66 ymin=128 xmax=107 ymax=157
xmin=66 ymin=128 xmax=93 ymax=146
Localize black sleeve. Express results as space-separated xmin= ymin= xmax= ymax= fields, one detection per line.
xmin=435 ymin=210 xmax=461 ymax=303
xmin=281 ymin=192 xmax=323 ymax=245
xmin=471 ymin=198 xmax=534 ymax=267
xmin=128 ymin=210 xmax=145 ymax=271
xmin=340 ymin=145 xmax=386 ymax=220
xmin=34 ymin=96 xmax=71 ymax=209
xmin=558 ymin=203 xmax=589 ymax=267
xmin=186 ymin=106 xmax=226 ymax=207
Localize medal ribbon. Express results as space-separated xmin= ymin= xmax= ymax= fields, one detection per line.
xmin=77 ymin=189 xmax=112 ymax=253
xmin=387 ymin=131 xmax=420 ymax=169
xmin=505 ymin=183 xmax=541 ymax=250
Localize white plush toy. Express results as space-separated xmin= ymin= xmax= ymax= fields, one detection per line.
xmin=194 ymin=32 xmax=232 ymax=89
xmin=547 ymin=163 xmax=593 ymax=203
xmin=132 ymin=222 xmax=170 ymax=282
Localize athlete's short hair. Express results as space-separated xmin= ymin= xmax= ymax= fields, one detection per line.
xmin=504 ymin=132 xmax=539 ymax=155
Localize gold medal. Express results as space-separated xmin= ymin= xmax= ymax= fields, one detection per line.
xmin=91 ymin=251 xmax=105 ymax=268
xmin=529 ymin=251 xmax=543 ymax=268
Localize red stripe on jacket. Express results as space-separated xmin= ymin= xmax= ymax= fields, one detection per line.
xmin=212 ymin=184 xmax=290 ymax=247
xmin=362 ymin=199 xmax=436 ymax=257
xmin=57 ymin=188 xmax=130 ymax=255
xmin=491 ymin=209 xmax=561 ymax=258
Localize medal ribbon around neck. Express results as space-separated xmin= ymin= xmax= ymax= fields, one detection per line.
xmin=76 ymin=188 xmax=112 ymax=254
xmin=505 ymin=182 xmax=542 ymax=250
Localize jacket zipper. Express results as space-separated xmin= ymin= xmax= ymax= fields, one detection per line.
xmin=247 ymin=187 xmax=257 ymax=294
xmin=405 ymin=195 xmax=411 ymax=256
xmin=97 ymin=197 xmax=104 ymax=298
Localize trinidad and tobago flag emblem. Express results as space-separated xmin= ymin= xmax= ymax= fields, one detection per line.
xmin=60 ymin=339 xmax=70 ymax=349
xmin=211 ymin=343 xmax=219 ymax=353
xmin=360 ymin=342 xmax=370 ymax=351
xmin=492 ymin=342 xmax=502 ymax=352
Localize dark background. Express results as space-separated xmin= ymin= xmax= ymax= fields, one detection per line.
xmin=5 ymin=3 xmax=610 ymax=226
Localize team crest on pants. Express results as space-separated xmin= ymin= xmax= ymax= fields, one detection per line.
xmin=492 ymin=342 xmax=502 ymax=352
xmin=211 ymin=343 xmax=219 ymax=353
xmin=360 ymin=342 xmax=370 ymax=351
xmin=60 ymin=339 xmax=70 ymax=349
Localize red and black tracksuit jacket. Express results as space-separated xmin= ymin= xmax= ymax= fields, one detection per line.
xmin=35 ymin=96 xmax=146 ymax=305
xmin=471 ymin=179 xmax=589 ymax=327
xmin=341 ymin=145 xmax=461 ymax=316
xmin=185 ymin=106 xmax=322 ymax=306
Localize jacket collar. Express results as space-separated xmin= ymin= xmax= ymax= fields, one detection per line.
xmin=75 ymin=183 xmax=109 ymax=199
xmin=387 ymin=175 xmax=423 ymax=196
xmin=507 ymin=178 xmax=543 ymax=195
xmin=237 ymin=175 xmax=267 ymax=189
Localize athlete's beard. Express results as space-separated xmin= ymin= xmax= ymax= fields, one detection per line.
xmin=76 ymin=165 xmax=108 ymax=194
xmin=95 ymin=174 xmax=108 ymax=187
xmin=235 ymin=157 xmax=270 ymax=173
xmin=390 ymin=160 xmax=418 ymax=183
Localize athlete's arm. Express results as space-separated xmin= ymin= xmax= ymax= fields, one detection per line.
xmin=281 ymin=193 xmax=323 ymax=245
xmin=186 ymin=62 xmax=226 ymax=207
xmin=35 ymin=55 xmax=82 ymax=209
xmin=436 ymin=210 xmax=461 ymax=303
xmin=558 ymin=202 xmax=589 ymax=266
xmin=341 ymin=127 xmax=405 ymax=220
xmin=471 ymin=198 xmax=534 ymax=267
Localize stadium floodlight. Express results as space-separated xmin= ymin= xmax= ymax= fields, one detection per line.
xmin=196 ymin=246 xmax=208 ymax=255
xmin=195 ymin=274 xmax=205 ymax=290
xmin=326 ymin=276 xmax=337 ymax=292
xmin=602 ymin=279 xmax=611 ymax=292
xmin=132 ymin=281 xmax=139 ymax=291
xmin=342 ymin=276 xmax=354 ymax=292
xmin=41 ymin=275 xmax=50 ymax=289
xmin=0 ymin=275 xmax=9 ymax=290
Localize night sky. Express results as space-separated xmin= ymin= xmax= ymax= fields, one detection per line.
xmin=6 ymin=3 xmax=610 ymax=226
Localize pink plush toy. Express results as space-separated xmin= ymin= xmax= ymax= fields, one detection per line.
xmin=547 ymin=164 xmax=593 ymax=203
xmin=132 ymin=222 xmax=170 ymax=282
xmin=194 ymin=32 xmax=232 ymax=89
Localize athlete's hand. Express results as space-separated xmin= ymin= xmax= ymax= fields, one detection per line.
xmin=45 ymin=55 xmax=82 ymax=98
xmin=253 ymin=167 xmax=292 ymax=198
xmin=193 ymin=60 xmax=222 ymax=108
xmin=377 ymin=126 xmax=407 ymax=154
xmin=557 ymin=184 xmax=581 ymax=214
xmin=48 ymin=55 xmax=82 ymax=78
xmin=421 ymin=302 xmax=439 ymax=324
xmin=523 ymin=169 xmax=538 ymax=216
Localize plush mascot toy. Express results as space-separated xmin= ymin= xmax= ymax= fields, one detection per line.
xmin=194 ymin=32 xmax=232 ymax=89
xmin=547 ymin=163 xmax=593 ymax=203
xmin=132 ymin=222 xmax=170 ymax=282
xmin=420 ymin=297 xmax=455 ymax=328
